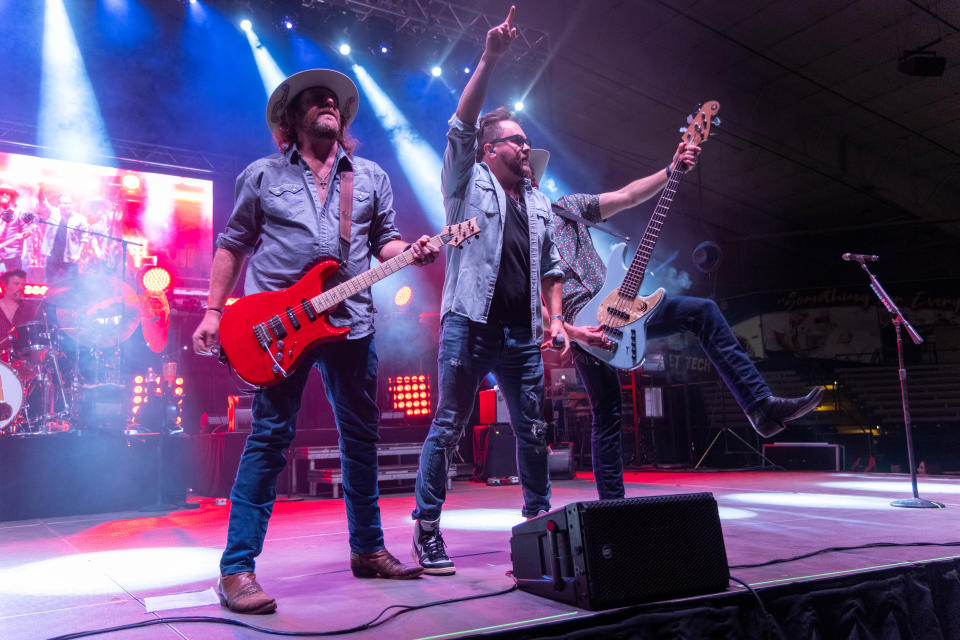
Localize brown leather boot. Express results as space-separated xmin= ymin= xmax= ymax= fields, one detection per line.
xmin=351 ymin=548 xmax=425 ymax=579
xmin=217 ymin=572 xmax=277 ymax=614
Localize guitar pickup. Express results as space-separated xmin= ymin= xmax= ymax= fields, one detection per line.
xmin=253 ymin=323 xmax=273 ymax=350
xmin=606 ymin=307 xmax=630 ymax=321
xmin=301 ymin=299 xmax=317 ymax=321
xmin=605 ymin=327 xmax=623 ymax=339
xmin=285 ymin=307 xmax=301 ymax=330
xmin=267 ymin=315 xmax=287 ymax=339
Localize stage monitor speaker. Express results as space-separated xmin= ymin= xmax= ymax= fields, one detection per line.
xmin=510 ymin=492 xmax=729 ymax=610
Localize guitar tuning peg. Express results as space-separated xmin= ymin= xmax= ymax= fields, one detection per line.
xmin=712 ymin=117 xmax=722 ymax=126
xmin=686 ymin=114 xmax=693 ymax=124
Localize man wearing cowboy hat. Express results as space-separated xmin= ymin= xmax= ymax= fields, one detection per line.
xmin=41 ymin=194 xmax=88 ymax=283
xmin=193 ymin=68 xmax=438 ymax=614
xmin=410 ymin=6 xmax=568 ymax=577
xmin=534 ymin=146 xmax=823 ymax=500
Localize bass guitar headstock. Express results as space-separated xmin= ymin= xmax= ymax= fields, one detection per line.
xmin=680 ymin=101 xmax=721 ymax=146
xmin=441 ymin=216 xmax=481 ymax=249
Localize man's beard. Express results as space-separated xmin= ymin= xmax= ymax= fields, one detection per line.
xmin=308 ymin=114 xmax=339 ymax=140
xmin=505 ymin=153 xmax=525 ymax=179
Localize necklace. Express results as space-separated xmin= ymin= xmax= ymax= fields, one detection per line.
xmin=317 ymin=171 xmax=332 ymax=189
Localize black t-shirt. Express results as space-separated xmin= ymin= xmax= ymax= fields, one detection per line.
xmin=487 ymin=194 xmax=531 ymax=327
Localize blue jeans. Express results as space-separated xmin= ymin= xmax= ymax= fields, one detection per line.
xmin=413 ymin=314 xmax=550 ymax=520
xmin=572 ymin=346 xmax=625 ymax=500
xmin=572 ymin=295 xmax=770 ymax=499
xmin=647 ymin=295 xmax=770 ymax=412
xmin=220 ymin=336 xmax=383 ymax=575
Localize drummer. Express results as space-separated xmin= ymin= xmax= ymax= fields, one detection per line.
xmin=0 ymin=269 xmax=37 ymax=355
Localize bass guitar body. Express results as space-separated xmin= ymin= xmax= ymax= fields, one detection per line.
xmin=573 ymin=243 xmax=666 ymax=371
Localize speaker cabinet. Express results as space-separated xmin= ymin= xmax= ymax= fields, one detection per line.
xmin=510 ymin=492 xmax=729 ymax=610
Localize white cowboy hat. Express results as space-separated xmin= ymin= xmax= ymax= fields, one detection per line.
xmin=529 ymin=149 xmax=550 ymax=185
xmin=266 ymin=69 xmax=360 ymax=137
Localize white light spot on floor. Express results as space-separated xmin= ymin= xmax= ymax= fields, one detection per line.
xmin=0 ymin=547 xmax=221 ymax=596
xmin=439 ymin=509 xmax=526 ymax=531
xmin=821 ymin=480 xmax=960 ymax=494
xmin=724 ymin=492 xmax=896 ymax=509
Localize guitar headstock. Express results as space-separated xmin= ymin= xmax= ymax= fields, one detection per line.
xmin=681 ymin=101 xmax=720 ymax=145
xmin=441 ymin=217 xmax=481 ymax=249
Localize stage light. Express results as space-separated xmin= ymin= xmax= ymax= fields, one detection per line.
xmin=380 ymin=45 xmax=389 ymax=54
xmin=41 ymin=0 xmax=114 ymax=163
xmin=285 ymin=21 xmax=293 ymax=30
xmin=430 ymin=66 xmax=442 ymax=77
xmin=242 ymin=23 xmax=286 ymax=98
xmin=514 ymin=101 xmax=524 ymax=111
xmin=141 ymin=266 xmax=172 ymax=292
xmin=134 ymin=375 xmax=144 ymax=384
xmin=240 ymin=19 xmax=251 ymax=32
xmin=339 ymin=43 xmax=351 ymax=56
xmin=121 ymin=173 xmax=141 ymax=191
xmin=463 ymin=66 xmax=470 ymax=74
xmin=394 ymin=285 xmax=412 ymax=307
xmin=387 ymin=374 xmax=432 ymax=418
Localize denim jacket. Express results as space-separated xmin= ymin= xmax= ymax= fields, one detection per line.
xmin=440 ymin=115 xmax=562 ymax=343
xmin=217 ymin=145 xmax=402 ymax=340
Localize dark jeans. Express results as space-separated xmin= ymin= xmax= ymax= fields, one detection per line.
xmin=413 ymin=314 xmax=550 ymax=520
xmin=220 ymin=335 xmax=383 ymax=575
xmin=573 ymin=295 xmax=771 ymax=498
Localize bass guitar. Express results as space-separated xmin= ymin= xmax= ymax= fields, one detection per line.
xmin=219 ymin=218 xmax=481 ymax=386
xmin=573 ymin=101 xmax=720 ymax=371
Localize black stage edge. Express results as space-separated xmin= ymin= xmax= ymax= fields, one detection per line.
xmin=0 ymin=431 xmax=192 ymax=521
xmin=483 ymin=556 xmax=960 ymax=639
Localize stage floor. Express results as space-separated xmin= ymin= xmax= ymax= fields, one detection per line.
xmin=2 ymin=470 xmax=959 ymax=639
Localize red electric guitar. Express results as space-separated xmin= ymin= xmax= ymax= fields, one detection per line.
xmin=218 ymin=217 xmax=481 ymax=386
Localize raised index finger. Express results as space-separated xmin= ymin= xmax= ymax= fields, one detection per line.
xmin=504 ymin=5 xmax=516 ymax=28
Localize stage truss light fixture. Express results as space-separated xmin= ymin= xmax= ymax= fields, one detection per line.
xmin=513 ymin=101 xmax=524 ymax=112
xmin=430 ymin=66 xmax=442 ymax=77
xmin=240 ymin=19 xmax=252 ymax=32
xmin=394 ymin=285 xmax=412 ymax=307
xmin=387 ymin=374 xmax=432 ymax=417
xmin=339 ymin=43 xmax=351 ymax=55
xmin=141 ymin=266 xmax=172 ymax=293
xmin=380 ymin=45 xmax=389 ymax=53
xmin=463 ymin=66 xmax=470 ymax=74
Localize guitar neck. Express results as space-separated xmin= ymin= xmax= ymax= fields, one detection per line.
xmin=310 ymin=234 xmax=443 ymax=313
xmin=618 ymin=162 xmax=686 ymax=299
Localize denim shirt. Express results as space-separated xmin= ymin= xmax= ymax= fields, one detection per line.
xmin=217 ymin=145 xmax=402 ymax=340
xmin=440 ymin=114 xmax=563 ymax=343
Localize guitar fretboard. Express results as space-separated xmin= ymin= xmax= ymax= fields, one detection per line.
xmin=310 ymin=233 xmax=447 ymax=313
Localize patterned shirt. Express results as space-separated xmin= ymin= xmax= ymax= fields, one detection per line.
xmin=552 ymin=193 xmax=606 ymax=322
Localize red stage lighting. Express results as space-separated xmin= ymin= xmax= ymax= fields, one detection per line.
xmin=386 ymin=374 xmax=432 ymax=418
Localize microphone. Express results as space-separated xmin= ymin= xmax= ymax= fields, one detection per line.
xmin=842 ymin=253 xmax=879 ymax=262
xmin=550 ymin=333 xmax=566 ymax=350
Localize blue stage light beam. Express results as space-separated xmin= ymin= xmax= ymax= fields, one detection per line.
xmin=41 ymin=0 xmax=114 ymax=163
xmin=241 ymin=23 xmax=287 ymax=98
xmin=351 ymin=64 xmax=445 ymax=228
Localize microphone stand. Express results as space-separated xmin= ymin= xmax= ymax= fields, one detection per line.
xmin=853 ymin=258 xmax=943 ymax=509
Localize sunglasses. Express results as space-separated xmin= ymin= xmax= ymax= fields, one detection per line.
xmin=489 ymin=134 xmax=531 ymax=149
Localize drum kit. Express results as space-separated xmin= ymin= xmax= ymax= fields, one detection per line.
xmin=0 ymin=278 xmax=139 ymax=436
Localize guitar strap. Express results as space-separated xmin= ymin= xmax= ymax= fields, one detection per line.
xmin=338 ymin=163 xmax=354 ymax=265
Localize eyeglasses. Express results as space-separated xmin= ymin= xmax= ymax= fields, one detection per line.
xmin=489 ymin=134 xmax=531 ymax=149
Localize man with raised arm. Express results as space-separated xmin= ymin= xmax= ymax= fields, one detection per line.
xmin=411 ymin=6 xmax=568 ymax=576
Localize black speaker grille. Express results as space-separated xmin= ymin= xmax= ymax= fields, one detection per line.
xmin=576 ymin=493 xmax=729 ymax=606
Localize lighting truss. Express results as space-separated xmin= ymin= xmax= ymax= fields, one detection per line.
xmin=0 ymin=119 xmax=243 ymax=175
xmin=300 ymin=0 xmax=551 ymax=63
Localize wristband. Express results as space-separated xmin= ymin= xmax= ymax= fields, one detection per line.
xmin=549 ymin=314 xmax=563 ymax=322
xmin=207 ymin=307 xmax=223 ymax=315
xmin=665 ymin=165 xmax=672 ymax=179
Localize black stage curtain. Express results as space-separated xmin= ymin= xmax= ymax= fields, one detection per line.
xmin=485 ymin=558 xmax=960 ymax=640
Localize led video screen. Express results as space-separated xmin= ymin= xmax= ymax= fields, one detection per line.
xmin=0 ymin=150 xmax=213 ymax=285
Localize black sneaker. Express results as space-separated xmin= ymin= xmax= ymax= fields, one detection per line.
xmin=413 ymin=520 xmax=456 ymax=576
